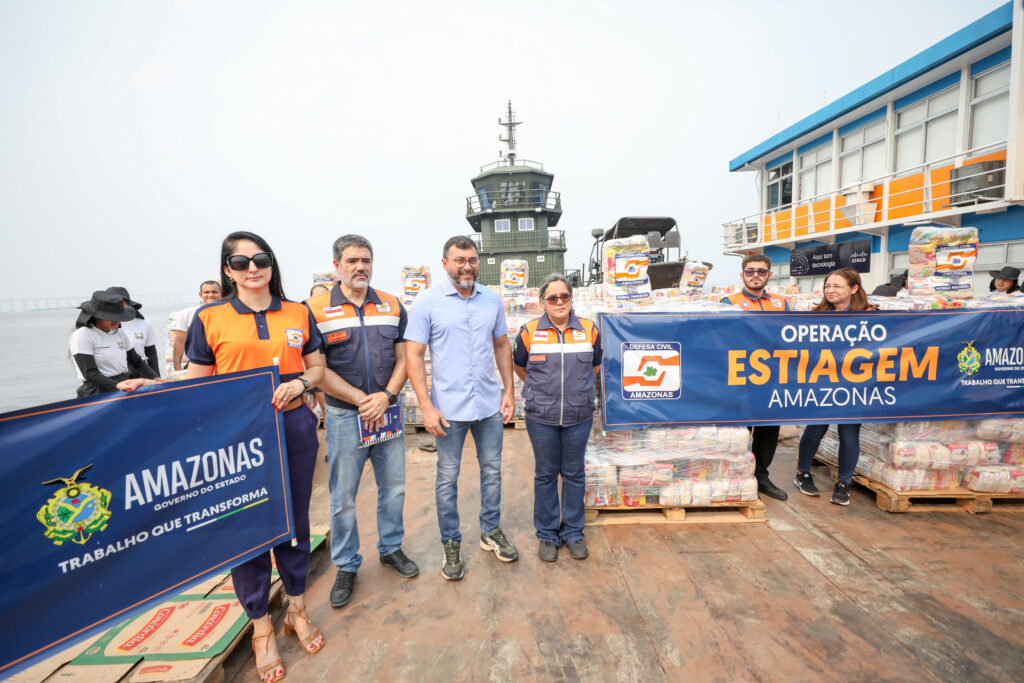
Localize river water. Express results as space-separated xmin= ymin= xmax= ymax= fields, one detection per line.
xmin=0 ymin=305 xmax=187 ymax=414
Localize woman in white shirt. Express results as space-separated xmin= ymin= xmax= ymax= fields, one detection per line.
xmin=68 ymin=291 xmax=158 ymax=397
xmin=105 ymin=286 xmax=160 ymax=375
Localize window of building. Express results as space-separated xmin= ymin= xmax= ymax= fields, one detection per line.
xmin=766 ymin=160 xmax=793 ymax=210
xmin=494 ymin=218 xmax=511 ymax=233
xmin=798 ymin=144 xmax=832 ymax=201
xmin=839 ymin=120 xmax=886 ymax=188
xmin=969 ymin=63 xmax=1010 ymax=150
xmin=894 ymin=86 xmax=959 ymax=172
xmin=518 ymin=217 xmax=535 ymax=232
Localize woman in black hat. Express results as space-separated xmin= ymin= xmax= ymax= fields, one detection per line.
xmin=988 ymin=266 xmax=1021 ymax=295
xmin=68 ymin=291 xmax=159 ymax=397
xmin=105 ymin=286 xmax=160 ymax=375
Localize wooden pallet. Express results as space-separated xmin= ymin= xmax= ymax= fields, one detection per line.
xmin=816 ymin=460 xmax=1024 ymax=514
xmin=585 ymin=500 xmax=766 ymax=525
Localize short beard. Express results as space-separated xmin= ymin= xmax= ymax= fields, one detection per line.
xmin=448 ymin=272 xmax=476 ymax=291
xmin=342 ymin=276 xmax=369 ymax=289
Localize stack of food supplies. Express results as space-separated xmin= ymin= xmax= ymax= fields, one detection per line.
xmin=312 ymin=269 xmax=336 ymax=288
xmin=679 ymin=261 xmax=711 ymax=292
xmin=400 ymin=265 xmax=430 ymax=307
xmin=603 ymin=236 xmax=651 ymax=304
xmin=907 ymin=226 xmax=979 ymax=299
xmin=812 ymin=418 xmax=1024 ymax=492
xmin=584 ymin=424 xmax=757 ymax=507
xmin=963 ymin=419 xmax=1024 ymax=493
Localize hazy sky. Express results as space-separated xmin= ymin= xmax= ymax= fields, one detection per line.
xmin=0 ymin=0 xmax=1006 ymax=303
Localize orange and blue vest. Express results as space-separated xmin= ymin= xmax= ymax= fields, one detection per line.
xmin=185 ymin=296 xmax=321 ymax=382
xmin=721 ymin=290 xmax=790 ymax=312
xmin=513 ymin=312 xmax=602 ymax=426
xmin=306 ymin=284 xmax=406 ymax=410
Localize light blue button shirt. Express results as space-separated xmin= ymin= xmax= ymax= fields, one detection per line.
xmin=405 ymin=277 xmax=508 ymax=422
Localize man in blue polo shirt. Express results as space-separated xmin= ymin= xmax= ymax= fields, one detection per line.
xmin=406 ymin=236 xmax=518 ymax=581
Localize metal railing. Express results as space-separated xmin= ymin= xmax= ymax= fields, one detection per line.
xmin=722 ymin=142 xmax=1008 ymax=250
xmin=468 ymin=230 xmax=567 ymax=252
xmin=478 ymin=158 xmax=545 ymax=173
xmin=466 ymin=188 xmax=561 ymax=215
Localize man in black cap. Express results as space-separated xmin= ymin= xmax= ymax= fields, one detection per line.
xmin=988 ymin=266 xmax=1021 ymax=295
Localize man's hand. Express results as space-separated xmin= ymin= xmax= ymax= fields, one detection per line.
xmin=500 ymin=390 xmax=514 ymax=424
xmin=358 ymin=392 xmax=390 ymax=432
xmin=423 ymin=404 xmax=450 ymax=437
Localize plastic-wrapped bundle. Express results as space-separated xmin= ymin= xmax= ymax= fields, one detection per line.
xmin=658 ymin=477 xmax=758 ymax=506
xmin=1003 ymin=442 xmax=1024 ymax=465
xmin=976 ymin=418 xmax=1024 ymax=442
xmin=907 ymin=227 xmax=978 ymax=299
xmin=887 ymin=420 xmax=976 ymax=442
xmin=679 ymin=261 xmax=710 ymax=291
xmin=500 ymin=259 xmax=528 ymax=292
xmin=962 ymin=465 xmax=1024 ymax=494
xmin=859 ymin=458 xmax=963 ymax=491
xmin=586 ymin=425 xmax=751 ymax=465
xmin=603 ymin=236 xmax=651 ymax=303
xmin=401 ymin=265 xmax=431 ymax=305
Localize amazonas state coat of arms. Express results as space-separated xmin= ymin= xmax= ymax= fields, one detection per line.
xmin=37 ymin=464 xmax=112 ymax=546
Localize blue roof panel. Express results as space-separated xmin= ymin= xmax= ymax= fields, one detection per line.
xmin=728 ymin=2 xmax=1013 ymax=172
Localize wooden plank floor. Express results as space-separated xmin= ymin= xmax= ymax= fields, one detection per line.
xmin=222 ymin=429 xmax=1024 ymax=682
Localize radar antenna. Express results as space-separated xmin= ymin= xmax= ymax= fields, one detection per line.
xmin=498 ymin=100 xmax=522 ymax=165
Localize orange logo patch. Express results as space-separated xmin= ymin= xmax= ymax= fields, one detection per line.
xmin=529 ymin=354 xmax=547 ymax=362
xmin=326 ymin=330 xmax=349 ymax=343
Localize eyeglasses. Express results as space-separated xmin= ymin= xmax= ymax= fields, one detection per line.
xmin=450 ymin=257 xmax=479 ymax=266
xmin=544 ymin=293 xmax=572 ymax=304
xmin=227 ymin=253 xmax=273 ymax=271
xmin=743 ymin=269 xmax=769 ymax=277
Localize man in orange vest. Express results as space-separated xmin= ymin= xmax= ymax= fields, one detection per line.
xmin=307 ymin=234 xmax=418 ymax=609
xmin=721 ymin=254 xmax=789 ymax=501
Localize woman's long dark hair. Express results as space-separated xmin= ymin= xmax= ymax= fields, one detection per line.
xmin=989 ymin=278 xmax=1021 ymax=293
xmin=219 ymin=231 xmax=286 ymax=300
xmin=813 ymin=268 xmax=870 ymax=311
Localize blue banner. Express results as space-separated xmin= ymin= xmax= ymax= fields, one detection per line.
xmin=0 ymin=367 xmax=294 ymax=677
xmin=599 ymin=309 xmax=1024 ymax=429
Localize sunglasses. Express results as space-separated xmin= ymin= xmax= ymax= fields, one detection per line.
xmin=227 ymin=253 xmax=274 ymax=271
xmin=544 ymin=293 xmax=572 ymax=304
xmin=743 ymin=268 xmax=769 ymax=276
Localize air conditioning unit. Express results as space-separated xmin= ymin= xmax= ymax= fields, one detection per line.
xmin=948 ymin=161 xmax=1005 ymax=206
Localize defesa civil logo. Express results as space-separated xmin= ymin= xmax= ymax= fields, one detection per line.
xmin=622 ymin=342 xmax=681 ymax=400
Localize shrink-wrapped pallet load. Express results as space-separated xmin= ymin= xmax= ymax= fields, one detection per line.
xmin=907 ymin=226 xmax=979 ymax=299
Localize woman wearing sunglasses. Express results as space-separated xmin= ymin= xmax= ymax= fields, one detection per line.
xmin=187 ymin=232 xmax=326 ymax=681
xmin=512 ymin=273 xmax=602 ymax=562
xmin=793 ymin=268 xmax=876 ymax=506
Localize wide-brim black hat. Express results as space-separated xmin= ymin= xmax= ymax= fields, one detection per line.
xmin=79 ymin=291 xmax=137 ymax=322
xmin=105 ymin=286 xmax=142 ymax=310
xmin=989 ymin=266 xmax=1021 ymax=281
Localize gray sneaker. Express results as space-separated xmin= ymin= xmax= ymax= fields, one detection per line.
xmin=480 ymin=526 xmax=519 ymax=562
xmin=441 ymin=539 xmax=464 ymax=580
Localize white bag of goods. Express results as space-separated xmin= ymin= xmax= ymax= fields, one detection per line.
xmin=962 ymin=465 xmax=1024 ymax=494
xmin=679 ymin=261 xmax=710 ymax=291
xmin=500 ymin=259 xmax=529 ymax=292
xmin=401 ymin=265 xmax=431 ymax=305
xmin=603 ymin=236 xmax=651 ymax=303
xmin=907 ymin=227 xmax=978 ymax=299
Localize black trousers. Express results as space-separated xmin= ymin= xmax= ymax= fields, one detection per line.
xmin=748 ymin=425 xmax=781 ymax=482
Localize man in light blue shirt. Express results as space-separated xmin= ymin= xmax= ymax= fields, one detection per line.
xmin=406 ymin=235 xmax=519 ymax=581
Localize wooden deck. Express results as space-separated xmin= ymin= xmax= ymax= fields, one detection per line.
xmin=220 ymin=428 xmax=1024 ymax=682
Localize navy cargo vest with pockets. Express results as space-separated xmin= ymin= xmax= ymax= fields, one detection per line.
xmin=519 ymin=315 xmax=598 ymax=426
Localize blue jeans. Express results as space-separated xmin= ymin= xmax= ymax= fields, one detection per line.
xmin=325 ymin=405 xmax=406 ymax=572
xmin=435 ymin=412 xmax=504 ymax=543
xmin=798 ymin=423 xmax=862 ymax=483
xmin=525 ymin=418 xmax=592 ymax=545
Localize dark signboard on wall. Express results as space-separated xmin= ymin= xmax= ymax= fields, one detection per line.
xmin=789 ymin=238 xmax=871 ymax=276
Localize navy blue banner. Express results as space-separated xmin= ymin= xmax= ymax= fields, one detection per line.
xmin=0 ymin=367 xmax=294 ymax=677
xmin=599 ymin=310 xmax=1024 ymax=429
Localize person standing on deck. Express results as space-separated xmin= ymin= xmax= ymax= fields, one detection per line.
xmin=405 ymin=235 xmax=519 ymax=581
xmin=721 ymin=254 xmax=790 ymax=502
xmin=168 ymin=280 xmax=222 ymax=372
xmin=513 ymin=273 xmax=601 ymax=562
xmin=306 ymin=234 xmax=419 ymax=610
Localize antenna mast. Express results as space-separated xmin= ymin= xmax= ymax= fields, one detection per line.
xmin=498 ymin=100 xmax=522 ymax=165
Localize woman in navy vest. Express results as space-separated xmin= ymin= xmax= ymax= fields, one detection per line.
xmin=512 ymin=274 xmax=602 ymax=562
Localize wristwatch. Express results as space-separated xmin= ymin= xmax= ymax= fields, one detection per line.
xmin=384 ymin=389 xmax=397 ymax=406
xmin=297 ymin=377 xmax=311 ymax=391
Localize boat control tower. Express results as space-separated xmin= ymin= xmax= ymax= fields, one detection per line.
xmin=464 ymin=102 xmax=568 ymax=287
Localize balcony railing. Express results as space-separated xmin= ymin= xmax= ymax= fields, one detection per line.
xmin=466 ymin=188 xmax=561 ymax=215
xmin=468 ymin=230 xmax=567 ymax=253
xmin=722 ymin=142 xmax=1008 ymax=251
xmin=478 ymin=158 xmax=545 ymax=173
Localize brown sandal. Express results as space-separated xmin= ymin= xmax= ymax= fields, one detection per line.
xmin=252 ymin=631 xmax=285 ymax=682
xmin=283 ymin=603 xmax=325 ymax=654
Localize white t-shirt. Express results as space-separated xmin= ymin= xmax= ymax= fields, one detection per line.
xmin=69 ymin=326 xmax=132 ymax=381
xmin=165 ymin=306 xmax=198 ymax=368
xmin=120 ymin=317 xmax=156 ymax=358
